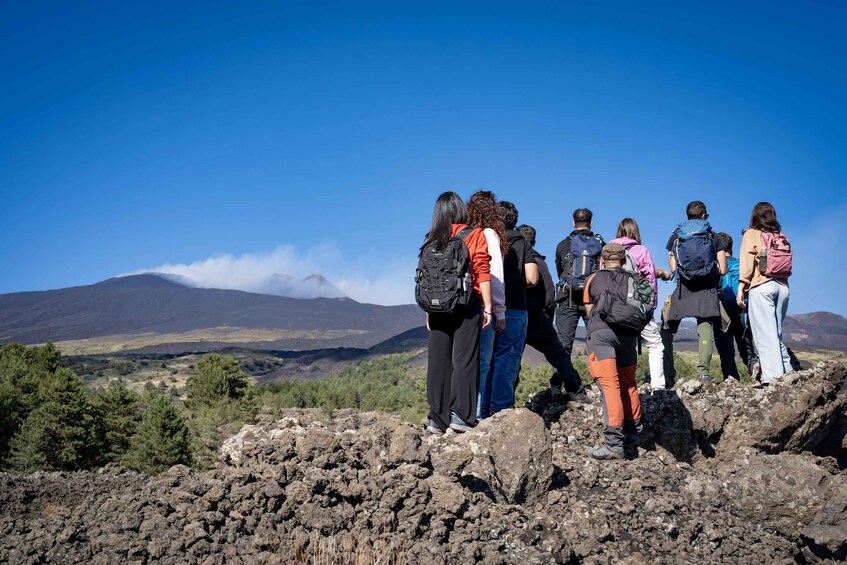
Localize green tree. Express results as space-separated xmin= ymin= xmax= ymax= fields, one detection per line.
xmin=187 ymin=353 xmax=251 ymax=408
xmin=0 ymin=342 xmax=62 ymax=464
xmin=123 ymin=394 xmax=192 ymax=473
xmin=8 ymin=406 xmax=51 ymax=473
xmin=8 ymin=366 xmax=94 ymax=472
xmin=90 ymin=380 xmax=142 ymax=464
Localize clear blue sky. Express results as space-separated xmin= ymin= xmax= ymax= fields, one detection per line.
xmin=2 ymin=1 xmax=845 ymax=314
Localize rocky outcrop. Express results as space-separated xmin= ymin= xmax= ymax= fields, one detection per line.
xmin=1 ymin=363 xmax=845 ymax=564
xmin=637 ymin=362 xmax=847 ymax=461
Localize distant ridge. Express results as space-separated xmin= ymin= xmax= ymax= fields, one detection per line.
xmin=255 ymin=272 xmax=345 ymax=299
xmin=95 ymin=274 xmax=188 ymax=289
xmin=783 ymin=311 xmax=847 ymax=349
xmin=0 ymin=274 xmax=419 ymax=348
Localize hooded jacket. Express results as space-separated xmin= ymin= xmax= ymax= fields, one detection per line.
xmin=610 ymin=236 xmax=659 ymax=309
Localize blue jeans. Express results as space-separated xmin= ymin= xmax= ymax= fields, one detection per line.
xmin=480 ymin=309 xmax=528 ymax=417
xmin=477 ymin=323 xmax=496 ymax=419
xmin=748 ymin=280 xmax=791 ymax=383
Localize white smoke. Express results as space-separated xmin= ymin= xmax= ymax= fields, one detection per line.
xmin=125 ymin=245 xmax=417 ymax=306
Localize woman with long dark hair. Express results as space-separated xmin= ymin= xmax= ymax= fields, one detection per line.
xmin=466 ymin=191 xmax=508 ymax=420
xmin=737 ymin=202 xmax=793 ymax=386
xmin=422 ymin=191 xmax=493 ymax=433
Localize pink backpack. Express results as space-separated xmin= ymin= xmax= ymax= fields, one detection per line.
xmin=760 ymin=231 xmax=792 ymax=279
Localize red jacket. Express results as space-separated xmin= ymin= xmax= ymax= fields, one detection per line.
xmin=452 ymin=224 xmax=491 ymax=292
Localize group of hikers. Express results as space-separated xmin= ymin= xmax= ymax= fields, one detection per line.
xmin=416 ymin=192 xmax=794 ymax=461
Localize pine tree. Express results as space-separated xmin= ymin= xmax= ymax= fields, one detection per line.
xmin=187 ymin=353 xmax=251 ymax=408
xmin=123 ymin=394 xmax=192 ymax=474
xmin=8 ymin=406 xmax=50 ymax=473
xmin=0 ymin=342 xmax=62 ymax=465
xmin=90 ymin=380 xmax=142 ymax=464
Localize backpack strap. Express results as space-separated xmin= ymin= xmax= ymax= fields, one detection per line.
xmin=454 ymin=226 xmax=476 ymax=241
xmin=454 ymin=226 xmax=477 ymax=270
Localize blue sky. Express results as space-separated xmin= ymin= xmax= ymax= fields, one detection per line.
xmin=2 ymin=1 xmax=845 ymax=314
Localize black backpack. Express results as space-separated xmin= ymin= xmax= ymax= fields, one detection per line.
xmin=593 ymin=268 xmax=654 ymax=332
xmin=415 ymin=227 xmax=475 ymax=314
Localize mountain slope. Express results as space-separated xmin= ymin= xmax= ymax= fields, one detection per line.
xmin=0 ymin=274 xmax=420 ymax=347
xmin=783 ymin=311 xmax=847 ymax=349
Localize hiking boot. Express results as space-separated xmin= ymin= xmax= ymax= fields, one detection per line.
xmin=623 ymin=446 xmax=639 ymax=460
xmin=568 ymin=387 xmax=592 ymax=405
xmin=587 ymin=445 xmax=625 ymax=461
xmin=753 ymin=381 xmax=769 ymax=390
xmin=550 ymin=384 xmax=564 ymax=400
xmin=697 ymin=374 xmax=714 ymax=383
xmin=426 ymin=419 xmax=445 ymax=434
xmin=448 ymin=412 xmax=473 ymax=433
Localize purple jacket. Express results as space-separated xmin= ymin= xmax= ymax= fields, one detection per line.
xmin=610 ymin=237 xmax=658 ymax=309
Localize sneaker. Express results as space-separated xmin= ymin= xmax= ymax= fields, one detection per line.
xmin=568 ymin=387 xmax=592 ymax=405
xmin=587 ymin=445 xmax=625 ymax=460
xmin=426 ymin=419 xmax=445 ymax=434
xmin=448 ymin=412 xmax=473 ymax=433
xmin=697 ymin=374 xmax=714 ymax=383
xmin=550 ymin=384 xmax=564 ymax=400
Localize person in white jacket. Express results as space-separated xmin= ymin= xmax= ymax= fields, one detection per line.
xmin=466 ymin=191 xmax=509 ymax=419
xmin=609 ymin=218 xmax=672 ymax=390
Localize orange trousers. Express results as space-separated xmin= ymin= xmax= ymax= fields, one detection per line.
xmin=588 ymin=353 xmax=641 ymax=430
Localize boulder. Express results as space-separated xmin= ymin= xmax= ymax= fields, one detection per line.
xmin=718 ymin=362 xmax=847 ymax=455
xmin=711 ymin=450 xmax=832 ymax=535
xmin=801 ymin=479 xmax=847 ymax=561
xmin=640 ymin=362 xmax=847 ymax=460
xmin=458 ymin=408 xmax=552 ymax=505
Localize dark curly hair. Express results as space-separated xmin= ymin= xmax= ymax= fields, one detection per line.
xmin=467 ymin=191 xmax=509 ymax=256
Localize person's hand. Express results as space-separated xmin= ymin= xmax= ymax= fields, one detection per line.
xmin=482 ymin=311 xmax=492 ymax=329
xmin=656 ymin=268 xmax=671 ymax=281
xmin=495 ymin=318 xmax=506 ymax=333
xmin=736 ymin=294 xmax=746 ymax=309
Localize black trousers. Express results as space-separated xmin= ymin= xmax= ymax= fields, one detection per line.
xmin=527 ymin=306 xmax=583 ymax=392
xmin=714 ymin=300 xmax=752 ymax=379
xmin=426 ymin=295 xmax=481 ymax=430
xmin=554 ymin=300 xmax=588 ymax=385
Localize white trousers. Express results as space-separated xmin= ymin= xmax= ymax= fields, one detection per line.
xmin=641 ymin=319 xmax=665 ymax=389
xmin=748 ymin=280 xmax=791 ymax=383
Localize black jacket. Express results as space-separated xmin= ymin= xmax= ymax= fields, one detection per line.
xmin=503 ymin=230 xmax=536 ymax=310
xmin=555 ymin=229 xmax=605 ymax=278
xmin=527 ymin=249 xmax=556 ymax=317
